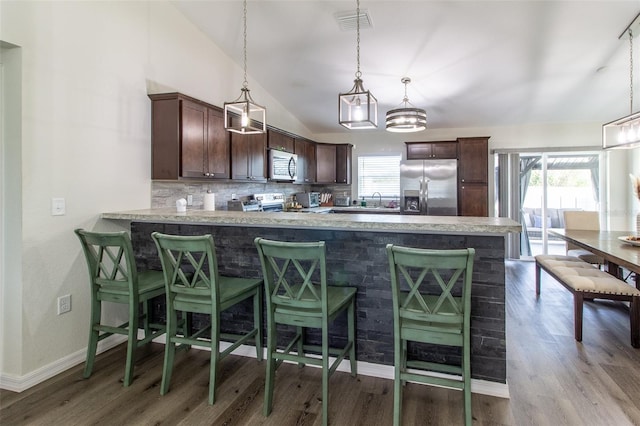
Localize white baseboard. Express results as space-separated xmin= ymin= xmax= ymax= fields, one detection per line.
xmin=0 ymin=335 xmax=127 ymax=393
xmin=1 ymin=334 xmax=509 ymax=399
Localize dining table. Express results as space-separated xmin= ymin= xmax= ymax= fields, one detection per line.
xmin=548 ymin=229 xmax=640 ymax=287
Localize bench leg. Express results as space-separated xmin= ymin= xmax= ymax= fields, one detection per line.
xmin=630 ymin=296 xmax=640 ymax=348
xmin=535 ymin=262 xmax=541 ymax=297
xmin=574 ymin=293 xmax=583 ymax=342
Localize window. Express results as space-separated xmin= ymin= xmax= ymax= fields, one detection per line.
xmin=358 ymin=155 xmax=401 ymax=197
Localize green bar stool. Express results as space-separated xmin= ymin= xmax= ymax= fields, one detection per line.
xmin=152 ymin=232 xmax=263 ymax=405
xmin=386 ymin=244 xmax=475 ymax=426
xmin=75 ymin=228 xmax=167 ymax=387
xmin=254 ymin=237 xmax=357 ymax=426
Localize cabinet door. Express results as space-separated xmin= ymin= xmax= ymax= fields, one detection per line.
xmin=432 ymin=142 xmax=458 ymax=159
xmin=231 ymin=133 xmax=250 ymax=180
xmin=231 ymin=131 xmax=266 ymax=181
xmin=180 ymin=100 xmax=208 ymax=178
xmin=406 ymin=141 xmax=457 ymax=159
xmin=248 ymin=133 xmax=267 ymax=181
xmin=205 ymin=107 xmax=230 ymax=179
xmin=406 ymin=142 xmax=433 ymax=159
xmin=458 ymin=137 xmax=488 ymax=183
xmin=150 ymin=96 xmax=180 ymax=180
xmin=336 ymin=144 xmax=352 ymax=184
xmin=295 ymin=138 xmax=316 ymax=184
xmin=268 ymin=129 xmax=295 ymax=153
xmin=316 ymin=144 xmax=337 ymax=183
xmin=459 ymin=184 xmax=488 ymax=216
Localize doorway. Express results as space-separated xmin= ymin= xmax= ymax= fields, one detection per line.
xmin=497 ymin=150 xmax=601 ymax=259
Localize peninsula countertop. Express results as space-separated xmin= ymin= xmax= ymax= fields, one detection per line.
xmin=102 ymin=208 xmax=522 ymax=236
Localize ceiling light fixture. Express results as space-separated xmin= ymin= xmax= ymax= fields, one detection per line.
xmin=385 ymin=77 xmax=427 ymax=133
xmin=603 ymin=12 xmax=640 ymax=149
xmin=224 ymin=0 xmax=266 ymax=134
xmin=338 ymin=0 xmax=377 ymax=130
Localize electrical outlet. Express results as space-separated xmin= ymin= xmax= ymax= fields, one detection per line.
xmin=57 ymin=294 xmax=71 ymax=315
xmin=186 ymin=194 xmax=193 ymax=206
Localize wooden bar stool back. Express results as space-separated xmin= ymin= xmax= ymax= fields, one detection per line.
xmin=254 ymin=237 xmax=357 ymax=426
xmin=152 ymin=232 xmax=263 ymax=405
xmin=386 ymin=244 xmax=475 ymax=426
xmin=74 ymin=228 xmax=166 ymax=387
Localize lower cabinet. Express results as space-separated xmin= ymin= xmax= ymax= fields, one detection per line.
xmin=459 ymin=184 xmax=488 ymax=217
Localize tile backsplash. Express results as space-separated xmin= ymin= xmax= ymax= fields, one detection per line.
xmin=151 ymin=181 xmax=351 ymax=209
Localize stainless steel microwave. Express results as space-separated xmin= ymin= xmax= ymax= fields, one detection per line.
xmin=269 ymin=150 xmax=297 ymax=181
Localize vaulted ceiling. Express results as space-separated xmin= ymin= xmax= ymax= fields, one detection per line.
xmin=172 ymin=1 xmax=640 ymax=134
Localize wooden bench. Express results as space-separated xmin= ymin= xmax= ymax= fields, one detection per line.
xmin=535 ymin=254 xmax=640 ymax=347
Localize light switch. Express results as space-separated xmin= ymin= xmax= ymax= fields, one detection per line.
xmin=51 ymin=198 xmax=66 ymax=216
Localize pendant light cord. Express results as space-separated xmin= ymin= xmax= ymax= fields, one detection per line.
xmin=630 ymin=28 xmax=634 ymax=114
xmin=243 ymin=0 xmax=248 ymax=90
xmin=355 ymin=0 xmax=361 ymax=79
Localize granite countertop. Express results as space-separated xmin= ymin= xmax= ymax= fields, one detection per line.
xmin=102 ymin=208 xmax=522 ymax=235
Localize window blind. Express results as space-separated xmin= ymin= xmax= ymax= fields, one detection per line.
xmin=358 ymin=155 xmax=401 ymax=197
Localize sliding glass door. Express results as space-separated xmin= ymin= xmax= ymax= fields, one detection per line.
xmin=497 ymin=150 xmax=601 ymax=259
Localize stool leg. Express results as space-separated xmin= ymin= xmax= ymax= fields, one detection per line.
xmin=393 ymin=334 xmax=403 ymax=426
xmin=123 ymin=300 xmax=139 ymax=387
xmin=254 ymin=289 xmax=263 ymax=361
xmin=348 ymin=298 xmax=357 ymax=376
xmin=535 ymin=262 xmax=541 ymax=297
xmin=160 ymin=305 xmax=178 ymax=396
xmin=263 ymin=312 xmax=276 ymax=416
xmin=83 ymin=300 xmax=101 ymax=379
xmin=321 ymin=321 xmax=329 ymax=426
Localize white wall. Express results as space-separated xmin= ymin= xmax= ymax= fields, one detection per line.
xmin=0 ymin=0 xmax=311 ymax=384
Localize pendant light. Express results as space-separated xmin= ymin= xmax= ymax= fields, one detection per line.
xmin=224 ymin=0 xmax=266 ymax=134
xmin=385 ymin=77 xmax=427 ymax=133
xmin=603 ymin=13 xmax=640 ymax=149
xmin=338 ymin=0 xmax=377 ymax=129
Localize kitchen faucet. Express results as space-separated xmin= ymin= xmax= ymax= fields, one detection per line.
xmin=372 ymin=192 xmax=382 ymax=207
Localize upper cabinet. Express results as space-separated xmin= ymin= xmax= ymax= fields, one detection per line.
xmin=336 ymin=144 xmax=352 ymax=185
xmin=150 ymin=93 xmax=230 ymax=180
xmin=406 ymin=141 xmax=457 ymax=160
xmin=458 ymin=137 xmax=489 ymax=216
xmin=230 ymin=120 xmax=267 ymax=181
xmin=458 ymin=137 xmax=489 ymax=183
xmin=315 ymin=143 xmax=352 ymax=185
xmin=294 ymin=137 xmax=316 ymax=184
xmin=316 ymin=143 xmax=337 ymax=184
xmin=267 ymin=129 xmax=295 ymax=153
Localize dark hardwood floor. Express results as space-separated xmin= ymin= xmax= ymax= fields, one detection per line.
xmin=3 ymin=260 xmax=640 ymax=425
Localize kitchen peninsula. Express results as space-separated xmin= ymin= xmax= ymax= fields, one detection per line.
xmin=102 ymin=208 xmax=521 ymax=395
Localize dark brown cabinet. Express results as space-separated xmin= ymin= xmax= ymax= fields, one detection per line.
xmin=268 ymin=129 xmax=295 ymax=153
xmin=316 ymin=143 xmax=337 ymax=184
xmin=406 ymin=141 xmax=457 ymax=160
xmin=294 ymin=137 xmax=316 ymax=184
xmin=315 ymin=143 xmax=352 ymax=184
xmin=150 ymin=93 xmax=230 ymax=180
xmin=458 ymin=137 xmax=489 ymax=216
xmin=231 ymin=130 xmax=267 ymax=181
xmin=336 ymin=144 xmax=352 ymax=184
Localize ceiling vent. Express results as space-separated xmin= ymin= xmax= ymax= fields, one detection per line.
xmin=335 ymin=9 xmax=372 ymax=31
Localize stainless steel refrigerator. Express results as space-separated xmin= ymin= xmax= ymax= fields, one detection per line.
xmin=400 ymin=159 xmax=458 ymax=215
